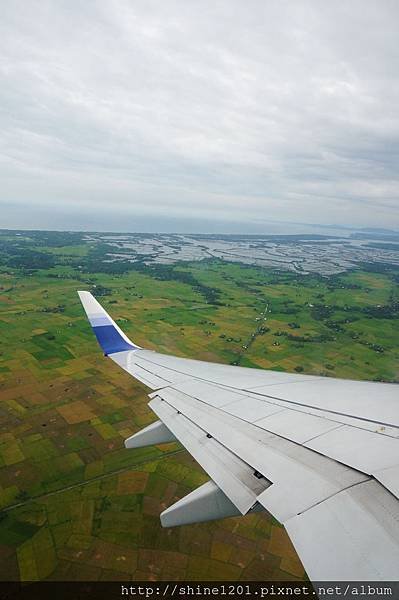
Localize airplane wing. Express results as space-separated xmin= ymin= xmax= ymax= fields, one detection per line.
xmin=78 ymin=291 xmax=399 ymax=581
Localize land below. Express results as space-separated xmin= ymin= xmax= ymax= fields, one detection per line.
xmin=0 ymin=229 xmax=398 ymax=581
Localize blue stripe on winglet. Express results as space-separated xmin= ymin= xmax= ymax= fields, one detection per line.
xmin=92 ymin=325 xmax=134 ymax=355
xmin=89 ymin=316 xmax=112 ymax=327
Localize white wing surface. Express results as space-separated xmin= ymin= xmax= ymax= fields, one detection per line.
xmin=78 ymin=291 xmax=399 ymax=581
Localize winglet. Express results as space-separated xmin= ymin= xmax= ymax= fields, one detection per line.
xmin=78 ymin=291 xmax=140 ymax=355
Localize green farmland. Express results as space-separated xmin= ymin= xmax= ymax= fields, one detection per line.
xmin=0 ymin=231 xmax=398 ymax=581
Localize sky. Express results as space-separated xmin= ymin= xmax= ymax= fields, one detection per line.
xmin=1 ymin=0 xmax=398 ymax=233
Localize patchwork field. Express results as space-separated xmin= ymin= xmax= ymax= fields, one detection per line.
xmin=0 ymin=231 xmax=398 ymax=581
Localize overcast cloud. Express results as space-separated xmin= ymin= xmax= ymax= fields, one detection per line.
xmin=1 ymin=0 xmax=399 ymax=232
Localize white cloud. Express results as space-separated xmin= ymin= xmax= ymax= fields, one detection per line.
xmin=1 ymin=0 xmax=398 ymax=231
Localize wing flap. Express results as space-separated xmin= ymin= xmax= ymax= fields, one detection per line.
xmin=155 ymin=386 xmax=368 ymax=522
xmin=150 ymin=395 xmax=271 ymax=514
xmin=305 ymin=425 xmax=399 ymax=500
xmin=285 ymin=480 xmax=399 ymax=581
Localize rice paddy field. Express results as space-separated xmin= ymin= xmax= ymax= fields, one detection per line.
xmin=0 ymin=231 xmax=398 ymax=581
